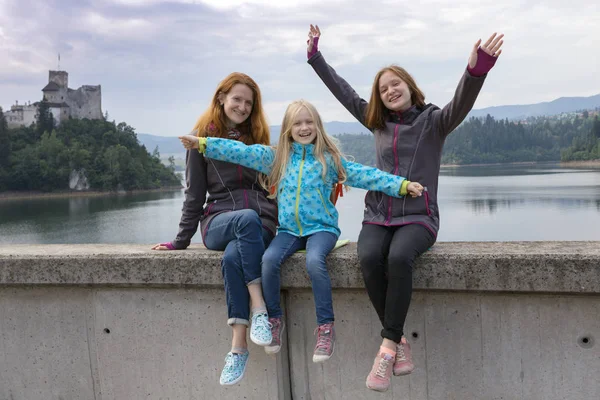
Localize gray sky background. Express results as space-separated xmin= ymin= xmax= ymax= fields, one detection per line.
xmin=1 ymin=0 xmax=598 ymax=136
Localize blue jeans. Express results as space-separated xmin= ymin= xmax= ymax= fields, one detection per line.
xmin=203 ymin=210 xmax=273 ymax=326
xmin=262 ymin=231 xmax=337 ymax=325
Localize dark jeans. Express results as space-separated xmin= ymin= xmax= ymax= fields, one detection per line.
xmin=262 ymin=231 xmax=338 ymax=325
xmin=358 ymin=223 xmax=435 ymax=343
xmin=203 ymin=210 xmax=273 ymax=326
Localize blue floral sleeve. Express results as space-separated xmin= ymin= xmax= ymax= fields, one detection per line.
xmin=342 ymin=159 xmax=405 ymax=198
xmin=205 ymin=138 xmax=275 ymax=175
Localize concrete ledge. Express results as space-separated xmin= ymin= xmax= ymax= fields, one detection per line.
xmin=1 ymin=242 xmax=599 ymax=293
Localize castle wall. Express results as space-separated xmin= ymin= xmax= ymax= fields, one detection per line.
xmin=5 ymin=105 xmax=37 ymax=129
xmin=67 ymin=85 xmax=102 ymax=119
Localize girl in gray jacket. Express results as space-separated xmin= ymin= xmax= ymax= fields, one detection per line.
xmin=306 ymin=24 xmax=504 ymax=392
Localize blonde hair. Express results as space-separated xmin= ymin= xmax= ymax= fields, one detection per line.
xmin=261 ymin=100 xmax=347 ymax=198
xmin=191 ymin=72 xmax=270 ymax=145
xmin=365 ymin=65 xmax=426 ymax=130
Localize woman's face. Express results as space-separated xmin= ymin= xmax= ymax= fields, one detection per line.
xmin=378 ymin=71 xmax=412 ymax=112
xmin=219 ymin=83 xmax=254 ymax=127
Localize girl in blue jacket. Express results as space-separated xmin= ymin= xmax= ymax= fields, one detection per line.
xmin=180 ymin=99 xmax=423 ymax=364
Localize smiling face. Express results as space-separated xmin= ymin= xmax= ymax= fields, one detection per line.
xmin=218 ymin=83 xmax=254 ymax=127
xmin=290 ymin=106 xmax=316 ymax=145
xmin=378 ymin=70 xmax=412 ymax=112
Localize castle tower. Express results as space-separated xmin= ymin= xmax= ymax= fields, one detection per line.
xmin=49 ymin=71 xmax=68 ymax=89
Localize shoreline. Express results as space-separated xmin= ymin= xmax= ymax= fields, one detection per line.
xmin=559 ymin=160 xmax=600 ymax=168
xmin=441 ymin=160 xmax=600 ymax=168
xmin=0 ymin=186 xmax=183 ymax=202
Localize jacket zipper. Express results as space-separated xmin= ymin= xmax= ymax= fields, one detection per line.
xmin=295 ymin=147 xmax=306 ymax=236
xmin=238 ymin=165 xmax=248 ymax=208
xmin=386 ymin=124 xmax=400 ymax=224
xmin=317 ymin=188 xmax=332 ymax=217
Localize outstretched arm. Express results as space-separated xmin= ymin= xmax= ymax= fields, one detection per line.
xmin=306 ymin=24 xmax=369 ymax=128
xmin=342 ymin=159 xmax=423 ymax=198
xmin=435 ymin=33 xmax=504 ymax=137
xmin=179 ymin=135 xmax=274 ymax=175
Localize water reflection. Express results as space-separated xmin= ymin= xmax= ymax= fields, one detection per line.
xmin=464 ymin=197 xmax=600 ymax=214
xmin=1 ymin=163 xmax=599 ymax=243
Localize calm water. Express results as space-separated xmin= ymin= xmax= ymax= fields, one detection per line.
xmin=1 ymin=163 xmax=599 ymax=244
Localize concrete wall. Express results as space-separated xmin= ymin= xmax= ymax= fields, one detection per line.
xmin=0 ymin=243 xmax=599 ymax=400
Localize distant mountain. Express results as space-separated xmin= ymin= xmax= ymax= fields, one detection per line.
xmin=467 ymin=94 xmax=600 ymax=120
xmin=137 ymin=133 xmax=185 ymax=157
xmin=139 ymin=94 xmax=600 ymax=154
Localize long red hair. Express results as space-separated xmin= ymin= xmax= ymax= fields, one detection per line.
xmin=192 ymin=72 xmax=270 ymax=145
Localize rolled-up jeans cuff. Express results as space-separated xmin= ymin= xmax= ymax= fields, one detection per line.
xmin=247 ymin=277 xmax=262 ymax=286
xmin=228 ymin=318 xmax=249 ymax=326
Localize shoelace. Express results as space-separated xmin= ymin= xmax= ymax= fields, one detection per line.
xmin=396 ymin=344 xmax=406 ymax=361
xmin=314 ymin=325 xmax=332 ymax=351
xmin=254 ymin=313 xmax=273 ymax=332
xmin=270 ymin=319 xmax=281 ymax=338
xmin=376 ymin=356 xmax=392 ymax=378
xmin=224 ymin=353 xmax=241 ymax=370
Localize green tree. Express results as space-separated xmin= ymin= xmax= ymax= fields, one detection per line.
xmin=35 ymin=99 xmax=55 ymax=139
xmin=0 ymin=106 xmax=9 ymax=167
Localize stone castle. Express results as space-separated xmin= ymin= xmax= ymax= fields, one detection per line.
xmin=5 ymin=70 xmax=103 ymax=129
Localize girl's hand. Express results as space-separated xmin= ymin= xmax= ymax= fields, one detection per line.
xmin=307 ymin=24 xmax=321 ymax=57
xmin=468 ymin=32 xmax=504 ymax=69
xmin=179 ymin=135 xmax=200 ymax=150
xmin=407 ymin=182 xmax=423 ymax=198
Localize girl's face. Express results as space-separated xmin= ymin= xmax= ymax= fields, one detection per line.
xmin=290 ymin=107 xmax=316 ymax=145
xmin=378 ymin=71 xmax=412 ymax=112
xmin=219 ymin=83 xmax=254 ymax=127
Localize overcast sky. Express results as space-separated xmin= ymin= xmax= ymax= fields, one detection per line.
xmin=1 ymin=0 xmax=598 ymax=137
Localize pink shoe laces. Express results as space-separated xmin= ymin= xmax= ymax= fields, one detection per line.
xmin=314 ymin=323 xmax=333 ymax=352
xmin=376 ymin=354 xmax=393 ymax=378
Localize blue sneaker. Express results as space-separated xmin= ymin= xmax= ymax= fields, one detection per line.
xmin=250 ymin=312 xmax=272 ymax=346
xmin=219 ymin=351 xmax=249 ymax=386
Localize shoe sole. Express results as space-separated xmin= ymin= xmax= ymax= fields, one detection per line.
xmin=265 ymin=324 xmax=285 ymax=355
xmin=250 ymin=328 xmax=272 ymax=346
xmin=312 ymin=341 xmax=335 ymax=363
xmin=219 ymin=356 xmax=249 ymax=386
xmin=393 ymin=368 xmax=414 ymax=376
xmin=366 ymin=381 xmax=390 ymax=392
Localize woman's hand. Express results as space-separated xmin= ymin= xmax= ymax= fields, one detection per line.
xmin=151 ymin=242 xmax=175 ymax=250
xmin=407 ymin=182 xmax=424 ymax=198
xmin=468 ymin=32 xmax=504 ymax=69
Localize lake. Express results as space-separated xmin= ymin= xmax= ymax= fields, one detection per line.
xmin=1 ymin=163 xmax=599 ymax=244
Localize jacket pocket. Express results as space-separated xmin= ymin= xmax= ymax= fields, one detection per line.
xmin=423 ymin=187 xmax=432 ymax=217
xmin=204 ymin=200 xmax=217 ymax=216
xmin=316 ymin=189 xmax=332 ymax=217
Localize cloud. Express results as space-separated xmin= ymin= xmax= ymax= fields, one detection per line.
xmin=1 ymin=0 xmax=599 ymax=135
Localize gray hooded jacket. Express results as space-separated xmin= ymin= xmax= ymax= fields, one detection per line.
xmin=171 ymin=147 xmax=278 ymax=249
xmin=308 ymin=51 xmax=486 ymax=236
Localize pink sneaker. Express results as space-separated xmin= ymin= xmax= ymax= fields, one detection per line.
xmin=393 ymin=337 xmax=415 ymax=376
xmin=312 ymin=323 xmax=335 ymax=363
xmin=366 ymin=352 xmax=394 ymax=392
xmin=265 ymin=317 xmax=284 ymax=355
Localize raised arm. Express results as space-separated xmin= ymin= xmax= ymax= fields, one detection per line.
xmin=306 ymin=25 xmax=369 ymax=128
xmin=434 ymin=33 xmax=504 ymax=138
xmin=179 ymin=135 xmax=274 ymax=174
